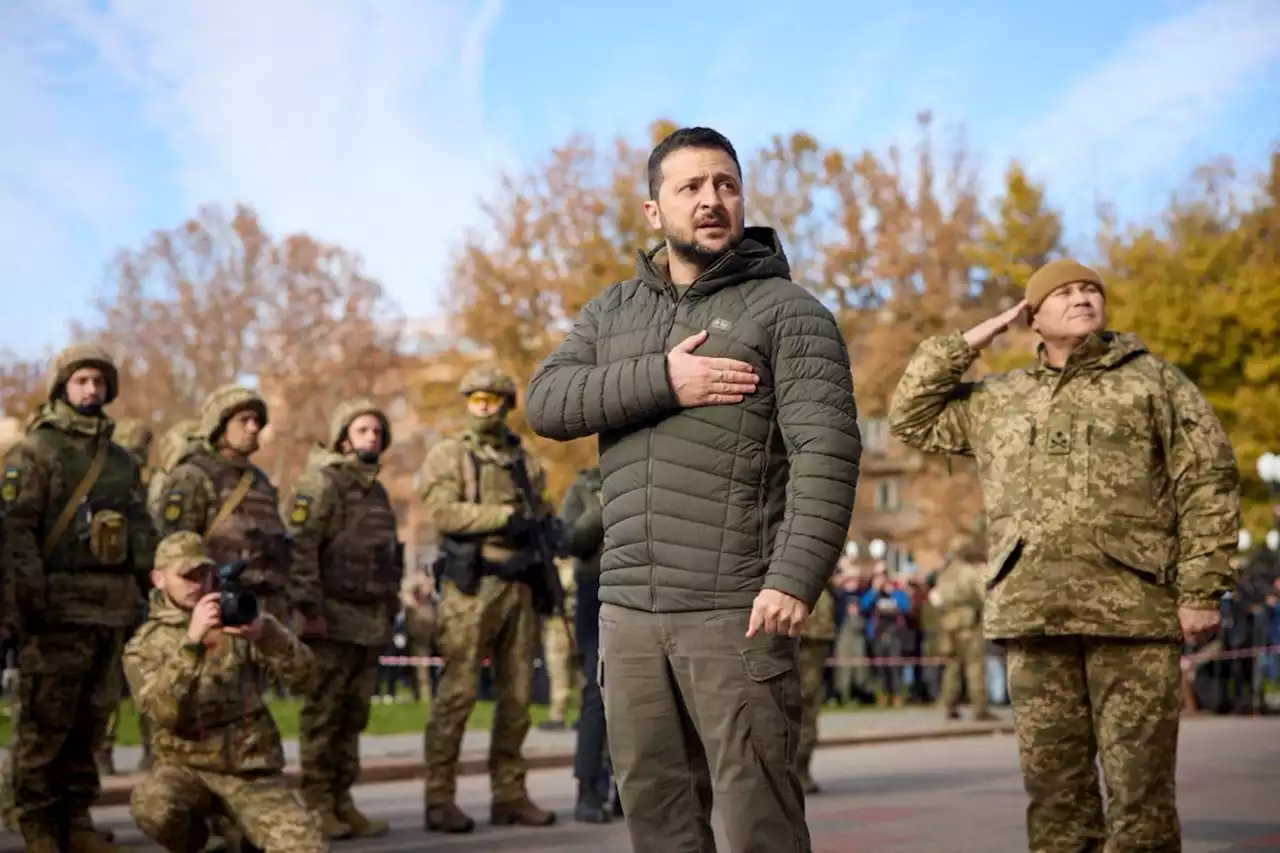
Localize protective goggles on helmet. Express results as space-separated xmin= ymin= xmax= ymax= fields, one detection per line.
xmin=467 ymin=391 xmax=505 ymax=407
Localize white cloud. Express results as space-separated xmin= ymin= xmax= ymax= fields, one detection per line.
xmin=44 ymin=0 xmax=510 ymax=321
xmin=1013 ymin=0 xmax=1280 ymax=195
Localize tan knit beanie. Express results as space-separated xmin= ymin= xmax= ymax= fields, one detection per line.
xmin=1025 ymin=259 xmax=1105 ymax=313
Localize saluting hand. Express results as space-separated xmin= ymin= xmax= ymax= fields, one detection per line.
xmin=747 ymin=588 xmax=809 ymax=638
xmin=962 ymin=299 xmax=1028 ymax=352
xmin=667 ymin=330 xmax=758 ymax=407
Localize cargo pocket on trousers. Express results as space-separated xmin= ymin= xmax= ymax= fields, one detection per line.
xmin=741 ymin=642 xmax=801 ymax=765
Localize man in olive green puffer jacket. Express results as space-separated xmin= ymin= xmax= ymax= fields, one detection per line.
xmin=526 ymin=125 xmax=862 ymax=853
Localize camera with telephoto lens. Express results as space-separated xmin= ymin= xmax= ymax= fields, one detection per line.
xmin=215 ymin=558 xmax=260 ymax=628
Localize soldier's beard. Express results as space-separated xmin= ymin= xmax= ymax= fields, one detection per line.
xmin=355 ymin=449 xmax=380 ymax=464
xmin=73 ymin=403 xmax=104 ymax=418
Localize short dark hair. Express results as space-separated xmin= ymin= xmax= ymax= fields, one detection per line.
xmin=647 ymin=126 xmax=742 ymax=201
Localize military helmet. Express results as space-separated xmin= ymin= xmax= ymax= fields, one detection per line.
xmin=458 ymin=366 xmax=517 ymax=407
xmin=200 ymin=385 xmax=269 ymax=445
xmin=46 ymin=344 xmax=119 ymax=405
xmin=114 ymin=418 xmax=155 ymax=457
xmin=155 ymin=531 xmax=215 ymax=573
xmin=328 ymin=397 xmax=393 ymax=452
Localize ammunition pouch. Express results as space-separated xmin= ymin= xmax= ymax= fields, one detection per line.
xmin=436 ymin=536 xmax=483 ymax=595
xmin=59 ymin=497 xmax=132 ymax=572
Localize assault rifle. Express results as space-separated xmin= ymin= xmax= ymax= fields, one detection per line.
xmin=503 ymin=456 xmax=576 ymax=653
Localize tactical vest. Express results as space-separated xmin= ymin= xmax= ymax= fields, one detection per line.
xmin=317 ymin=465 xmax=402 ymax=604
xmin=187 ymin=454 xmax=289 ymax=593
xmin=39 ymin=428 xmax=139 ymax=574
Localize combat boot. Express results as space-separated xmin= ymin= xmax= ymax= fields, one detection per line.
xmin=334 ymin=800 xmax=388 ymax=839
xmin=317 ymin=812 xmax=353 ymax=840
xmin=424 ymin=803 xmax=475 ymax=833
xmin=972 ymin=710 xmax=999 ymax=723
xmin=491 ymin=796 xmax=556 ymax=827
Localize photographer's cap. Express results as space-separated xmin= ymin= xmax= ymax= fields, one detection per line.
xmin=156 ymin=531 xmax=215 ymax=574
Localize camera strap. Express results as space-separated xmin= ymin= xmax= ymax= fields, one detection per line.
xmin=42 ymin=438 xmax=110 ymax=560
xmin=205 ymin=469 xmax=255 ymax=538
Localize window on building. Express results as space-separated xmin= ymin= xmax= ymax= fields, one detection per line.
xmin=874 ymin=477 xmax=901 ymax=511
xmin=860 ymin=416 xmax=888 ymax=454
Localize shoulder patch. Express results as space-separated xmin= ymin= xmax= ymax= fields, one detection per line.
xmin=290 ymin=495 xmax=313 ymax=525
xmin=1 ymin=465 xmax=19 ymax=502
xmin=162 ymin=490 xmax=184 ymax=522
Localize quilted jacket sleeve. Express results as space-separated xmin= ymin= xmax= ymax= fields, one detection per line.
xmin=526 ymin=293 xmax=681 ymax=441
xmin=759 ymin=287 xmax=862 ymax=609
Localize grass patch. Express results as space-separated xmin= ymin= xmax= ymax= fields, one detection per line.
xmin=0 ymin=695 xmax=578 ymax=747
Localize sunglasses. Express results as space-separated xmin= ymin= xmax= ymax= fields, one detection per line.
xmin=467 ymin=391 xmax=504 ymax=407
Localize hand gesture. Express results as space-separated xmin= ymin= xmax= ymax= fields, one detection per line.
xmin=1177 ymin=606 xmax=1220 ymax=647
xmin=186 ymin=593 xmax=222 ymax=644
xmin=667 ymin=331 xmax=758 ymax=407
xmin=962 ymin=299 xmax=1028 ymax=352
xmin=746 ymin=588 xmax=809 ymax=638
xmin=224 ymin=614 xmax=266 ymax=643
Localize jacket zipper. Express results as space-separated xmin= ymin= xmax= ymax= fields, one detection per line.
xmin=648 ymin=291 xmax=682 ymax=613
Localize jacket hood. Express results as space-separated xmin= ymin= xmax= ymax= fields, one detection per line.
xmin=28 ymin=399 xmax=113 ymax=439
xmin=636 ymin=225 xmax=791 ymax=298
xmin=304 ymin=442 xmax=345 ymax=473
xmin=1035 ymin=330 xmax=1149 ymax=373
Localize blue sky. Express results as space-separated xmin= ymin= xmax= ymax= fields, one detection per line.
xmin=2 ymin=0 xmax=1278 ymax=358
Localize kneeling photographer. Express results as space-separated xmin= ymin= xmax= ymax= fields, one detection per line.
xmin=123 ymin=532 xmax=325 ymax=853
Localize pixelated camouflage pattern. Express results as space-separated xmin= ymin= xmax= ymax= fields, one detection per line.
xmin=146 ymin=418 xmax=200 ymax=521
xmin=10 ymin=626 xmax=125 ymax=840
xmin=416 ymin=428 xmax=553 ymax=556
xmin=2 ymin=400 xmax=156 ymax=630
xmin=198 ymin=385 xmax=269 ymax=445
xmin=1006 ymin=636 xmax=1181 ymax=852
xmin=801 ymin=587 xmax=836 ymax=641
xmin=297 ymin=640 xmax=380 ymax=817
xmin=160 ymin=444 xmax=289 ymax=594
xmin=797 ymin=639 xmax=827 ymax=781
xmin=458 ymin=365 xmax=518 ymax=403
xmin=45 ymin=344 xmax=119 ymax=405
xmin=931 ymin=559 xmax=985 ymax=633
xmin=889 ymin=330 xmax=1241 ymax=640
xmin=131 ymin=763 xmax=325 ymax=853
xmin=424 ymin=576 xmax=539 ymax=806
xmin=286 ymin=441 xmax=400 ymax=645
xmin=122 ymin=588 xmax=316 ymax=773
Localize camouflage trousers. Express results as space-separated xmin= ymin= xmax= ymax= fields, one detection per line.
xmin=298 ymin=639 xmax=381 ymax=815
xmin=424 ymin=576 xmax=537 ymax=807
xmin=12 ymin=626 xmax=125 ymax=842
xmin=542 ymin=616 xmax=579 ymax=722
xmin=1006 ymin=636 xmax=1182 ymax=853
xmin=939 ymin=626 xmax=989 ymax=715
xmin=797 ymin=639 xmax=828 ymax=779
xmin=131 ymin=763 xmax=325 ymax=853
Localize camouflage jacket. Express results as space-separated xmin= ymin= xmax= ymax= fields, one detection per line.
xmin=559 ymin=467 xmax=603 ymax=579
xmin=123 ymin=588 xmax=315 ymax=774
xmin=801 ymin=587 xmax=837 ymax=642
xmin=160 ymin=444 xmax=290 ymax=595
xmin=285 ymin=445 xmax=401 ymax=647
xmin=1 ymin=401 xmax=155 ymax=630
xmin=417 ymin=427 xmax=554 ymax=564
xmin=929 ymin=560 xmax=985 ymax=632
xmin=146 ymin=420 xmax=200 ymax=522
xmin=889 ymin=331 xmax=1241 ymax=641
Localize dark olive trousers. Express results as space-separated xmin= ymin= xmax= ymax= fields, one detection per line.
xmin=599 ymin=602 xmax=810 ymax=853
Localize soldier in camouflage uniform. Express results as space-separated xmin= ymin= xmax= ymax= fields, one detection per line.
xmin=157 ymin=387 xmax=291 ymax=626
xmin=537 ymin=557 xmax=578 ymax=730
xmin=890 ymin=258 xmax=1240 ymax=853
xmin=95 ymin=417 xmax=154 ymax=777
xmin=418 ymin=366 xmax=558 ymax=833
xmin=147 ymin=419 xmax=200 ymax=522
xmin=125 ymin=532 xmax=324 ymax=853
xmin=0 ymin=417 xmax=19 ymax=836
xmin=797 ymin=586 xmax=835 ymax=794
xmin=399 ymin=560 xmax=438 ymax=700
xmin=929 ymin=534 xmax=995 ymax=722
xmin=286 ymin=399 xmax=402 ymax=840
xmin=1 ymin=346 xmax=157 ymax=853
